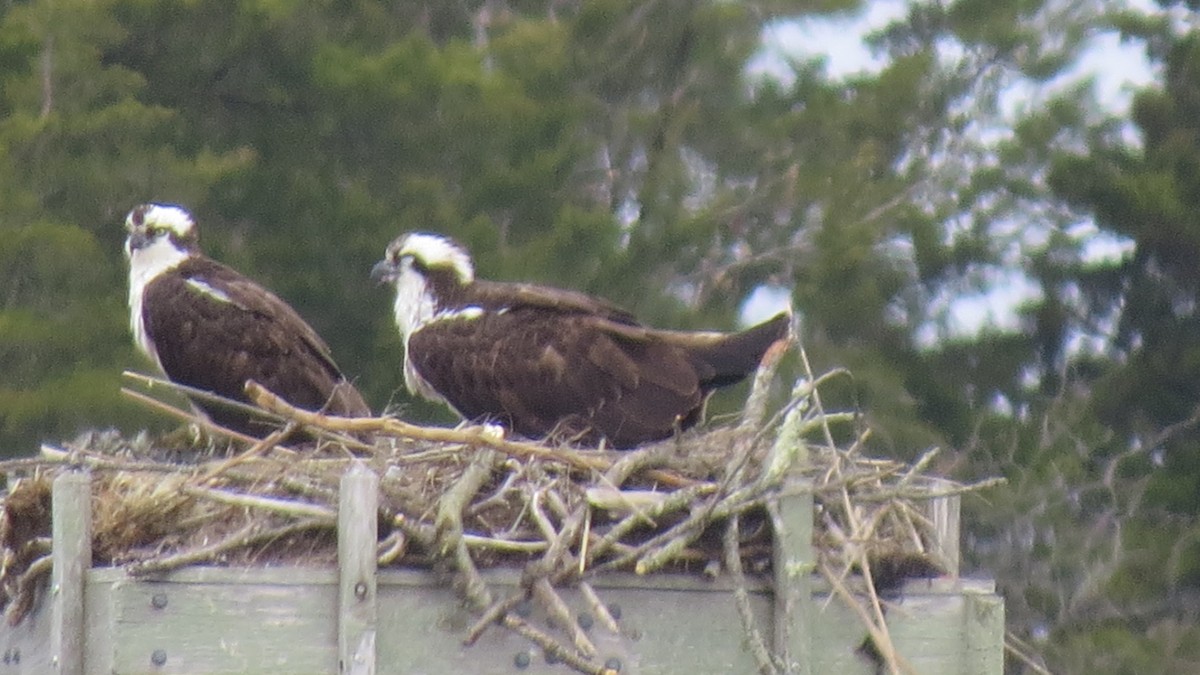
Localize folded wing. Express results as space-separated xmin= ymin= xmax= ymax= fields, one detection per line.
xmin=407 ymin=308 xmax=788 ymax=448
xmin=142 ymin=258 xmax=370 ymax=434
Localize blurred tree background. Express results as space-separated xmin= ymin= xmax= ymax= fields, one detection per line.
xmin=0 ymin=0 xmax=1195 ymax=671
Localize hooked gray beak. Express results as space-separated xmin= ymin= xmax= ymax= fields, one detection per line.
xmin=370 ymin=259 xmax=397 ymax=285
xmin=125 ymin=229 xmax=153 ymax=255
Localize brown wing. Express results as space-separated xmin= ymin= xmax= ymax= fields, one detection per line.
xmin=142 ymin=258 xmax=370 ymax=435
xmin=406 ymin=309 xmax=705 ymax=448
xmin=465 ymin=280 xmax=640 ymax=325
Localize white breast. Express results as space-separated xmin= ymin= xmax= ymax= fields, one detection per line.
xmin=391 ymin=258 xmax=435 ymax=342
xmin=390 ymin=260 xmax=442 ymax=402
xmin=126 ymin=236 xmax=189 ymax=369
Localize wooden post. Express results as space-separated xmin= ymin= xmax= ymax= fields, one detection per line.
xmin=963 ymin=591 xmax=1005 ymax=674
xmin=772 ymin=477 xmax=814 ymax=675
xmin=51 ymin=470 xmax=91 ymax=675
xmin=338 ymin=461 xmax=379 ymax=675
xmin=927 ymin=479 xmax=961 ymax=577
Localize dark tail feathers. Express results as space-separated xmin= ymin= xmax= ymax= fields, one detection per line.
xmin=696 ymin=312 xmax=790 ymax=388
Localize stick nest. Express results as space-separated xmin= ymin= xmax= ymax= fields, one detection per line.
xmin=0 ymin=343 xmax=1002 ymax=675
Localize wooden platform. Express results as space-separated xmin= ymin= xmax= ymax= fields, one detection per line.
xmin=0 ymin=467 xmax=1004 ymax=674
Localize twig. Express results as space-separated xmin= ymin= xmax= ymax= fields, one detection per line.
xmin=123 ymin=371 xmax=285 ymax=426
xmin=198 ymin=423 xmax=297 ymax=483
xmin=119 ymin=387 xmax=259 ymax=446
xmin=181 ymin=485 xmax=336 ymax=522
xmin=466 ymin=465 xmax=525 ymax=517
xmin=124 ymin=372 xmax=371 ymax=452
xmin=601 ymin=444 xmax=675 ymax=486
xmin=465 ymin=589 xmax=532 ymax=645
xmin=34 ymin=446 xmax=187 ymax=473
xmin=501 ymin=614 xmax=616 ymax=675
xmin=376 ymin=530 xmax=407 ymax=566
xmin=5 ymin=555 xmax=51 ymax=626
xmin=724 ymin=514 xmax=780 ymax=675
xmin=128 ymin=519 xmax=330 ymax=576
xmin=464 ymin=535 xmax=547 ymax=553
xmin=390 ymin=514 xmax=436 ymax=550
xmin=856 ymin=553 xmax=904 ymax=675
xmin=847 ymin=477 xmax=1007 ymax=502
xmin=586 ymin=483 xmax=718 ymax=566
xmin=533 ymin=577 xmax=597 ymax=658
xmin=741 ymin=337 xmax=790 ymax=432
xmin=437 ymin=448 xmax=500 ymax=611
xmin=585 ymin=488 xmax=673 ymax=515
xmin=579 ymin=581 xmax=621 ymax=633
xmin=1005 ymin=632 xmax=1055 ymax=675
xmin=817 ymin=560 xmax=917 ymax=675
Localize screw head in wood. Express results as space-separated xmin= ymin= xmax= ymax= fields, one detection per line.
xmin=151 ymin=593 xmax=168 ymax=609
xmin=151 ymin=649 xmax=167 ymax=666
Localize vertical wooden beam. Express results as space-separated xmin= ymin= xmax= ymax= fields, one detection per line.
xmin=927 ymin=479 xmax=961 ymax=577
xmin=963 ymin=591 xmax=1005 ymax=674
xmin=772 ymin=477 xmax=814 ymax=675
xmin=338 ymin=461 xmax=379 ymax=675
xmin=51 ymin=470 xmax=91 ymax=675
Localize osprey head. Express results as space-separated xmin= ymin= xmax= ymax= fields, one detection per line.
xmin=370 ymin=232 xmax=474 ymax=287
xmin=124 ymin=203 xmax=200 ymax=259
xmin=372 ymin=232 xmax=475 ymax=342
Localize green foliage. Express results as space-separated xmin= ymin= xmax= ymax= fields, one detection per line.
xmin=1049 ymin=26 xmax=1200 ymax=455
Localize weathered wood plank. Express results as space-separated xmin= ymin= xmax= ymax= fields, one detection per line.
xmin=82 ymin=573 xmax=114 ymax=675
xmin=0 ymin=595 xmax=53 ymax=674
xmin=964 ymin=590 xmax=1005 ymax=674
xmin=89 ymin=565 xmax=336 ymax=586
xmin=86 ymin=564 xmax=992 ymax=595
xmin=338 ymin=462 xmax=378 ymax=675
xmin=773 ymin=477 xmax=815 ymax=675
xmin=927 ymin=479 xmax=961 ymax=577
xmin=9 ymin=565 xmax=1001 ymax=674
xmin=111 ymin=578 xmax=338 ymax=673
xmin=50 ymin=470 xmax=90 ymax=675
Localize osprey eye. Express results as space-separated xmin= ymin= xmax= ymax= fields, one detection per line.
xmin=408 ymin=256 xmax=429 ymax=273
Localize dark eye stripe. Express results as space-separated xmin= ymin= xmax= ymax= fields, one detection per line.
xmin=408 ymin=256 xmax=429 ymax=274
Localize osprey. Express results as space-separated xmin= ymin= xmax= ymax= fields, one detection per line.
xmin=371 ymin=232 xmax=790 ymax=449
xmin=123 ymin=203 xmax=371 ymax=437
